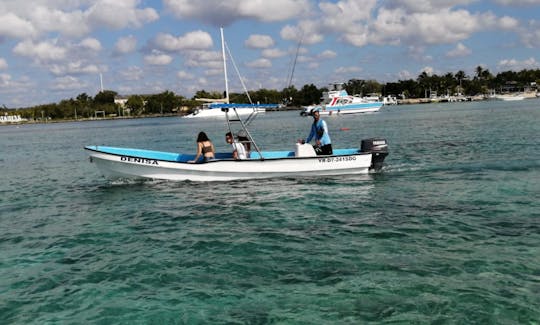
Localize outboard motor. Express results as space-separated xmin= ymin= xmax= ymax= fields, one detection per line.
xmin=361 ymin=138 xmax=388 ymax=171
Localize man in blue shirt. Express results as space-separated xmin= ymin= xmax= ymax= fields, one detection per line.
xmin=305 ymin=109 xmax=332 ymax=155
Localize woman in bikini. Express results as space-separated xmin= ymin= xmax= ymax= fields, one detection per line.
xmin=188 ymin=131 xmax=215 ymax=163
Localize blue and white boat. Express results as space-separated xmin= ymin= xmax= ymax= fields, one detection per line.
xmin=85 ymin=140 xmax=387 ymax=182
xmin=85 ymin=107 xmax=388 ymax=182
xmin=301 ymin=83 xmax=383 ymax=116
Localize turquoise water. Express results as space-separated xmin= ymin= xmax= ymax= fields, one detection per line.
xmin=1 ymin=100 xmax=539 ymax=324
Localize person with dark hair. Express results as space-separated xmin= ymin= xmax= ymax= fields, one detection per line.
xmin=304 ymin=109 xmax=332 ymax=155
xmin=225 ymin=132 xmax=247 ymax=160
xmin=188 ymin=131 xmax=215 ymax=163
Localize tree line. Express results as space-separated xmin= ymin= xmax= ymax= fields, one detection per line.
xmin=4 ymin=67 xmax=540 ymax=121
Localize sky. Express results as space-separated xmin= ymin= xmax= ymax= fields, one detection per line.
xmin=1 ymin=0 xmax=540 ymax=108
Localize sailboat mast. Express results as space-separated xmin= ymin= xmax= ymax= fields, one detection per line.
xmin=220 ymin=27 xmax=229 ymax=104
xmin=99 ymin=73 xmax=104 ymax=92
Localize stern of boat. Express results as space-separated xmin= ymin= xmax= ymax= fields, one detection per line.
xmin=361 ymin=138 xmax=388 ymax=171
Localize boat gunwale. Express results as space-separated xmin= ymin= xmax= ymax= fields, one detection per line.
xmin=84 ymin=146 xmax=370 ymax=164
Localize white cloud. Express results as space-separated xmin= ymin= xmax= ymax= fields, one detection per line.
xmin=120 ymin=66 xmax=144 ymax=81
xmin=163 ymin=0 xmax=311 ymax=26
xmin=49 ymin=61 xmax=101 ymax=76
xmin=521 ymin=20 xmax=540 ymax=47
xmin=144 ymin=50 xmax=173 ymax=65
xmin=335 ymin=66 xmax=362 ymax=74
xmin=245 ymin=58 xmax=272 ymax=68
xmin=0 ymin=58 xmax=8 ymax=70
xmin=384 ymin=0 xmax=475 ymax=14
xmin=114 ymin=35 xmax=137 ymax=55
xmin=13 ymin=39 xmax=67 ymax=63
xmin=0 ymin=12 xmax=36 ymax=38
xmin=446 ymin=43 xmax=472 ymax=58
xmin=317 ymin=0 xmax=375 ymax=46
xmin=370 ymin=5 xmax=520 ymax=46
xmin=494 ymin=0 xmax=540 ymax=5
xmin=153 ymin=31 xmax=213 ymax=52
xmin=0 ymin=1 xmax=158 ymax=40
xmin=177 ymin=70 xmax=194 ymax=79
xmin=79 ymin=38 xmax=102 ymax=52
xmin=50 ymin=75 xmax=87 ymax=90
xmin=261 ymin=48 xmax=287 ymax=59
xmin=245 ymin=34 xmax=275 ymax=49
xmin=86 ymin=0 xmax=159 ymax=30
xmin=398 ymin=70 xmax=414 ymax=80
xmin=498 ymin=16 xmax=519 ymax=30
xmin=183 ymin=50 xmax=222 ymax=69
xmin=497 ymin=57 xmax=539 ymax=71
xmin=280 ymin=23 xmax=324 ymax=45
xmin=204 ymin=69 xmax=223 ymax=77
xmin=407 ymin=45 xmax=432 ymax=62
xmin=317 ymin=50 xmax=337 ymax=60
xmin=29 ymin=5 xmax=89 ymax=38
xmin=0 ymin=73 xmax=12 ymax=87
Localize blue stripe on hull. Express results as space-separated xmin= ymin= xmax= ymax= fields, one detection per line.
xmin=85 ymin=146 xmax=362 ymax=162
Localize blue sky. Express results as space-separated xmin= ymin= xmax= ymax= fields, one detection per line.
xmin=1 ymin=0 xmax=540 ymax=108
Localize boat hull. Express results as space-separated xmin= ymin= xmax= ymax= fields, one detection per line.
xmin=493 ymin=95 xmax=525 ymax=101
xmin=319 ymin=102 xmax=382 ymax=115
xmin=302 ymin=102 xmax=382 ymax=116
xmin=85 ymin=146 xmax=376 ymax=182
xmin=183 ymin=107 xmax=265 ymax=118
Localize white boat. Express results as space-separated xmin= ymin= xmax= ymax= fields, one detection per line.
xmin=301 ymin=83 xmax=383 ymax=116
xmin=493 ymin=94 xmax=525 ymax=101
xmin=85 ymin=138 xmax=387 ymax=182
xmin=182 ymin=28 xmax=278 ymax=119
xmin=86 ymin=106 xmax=389 ymax=182
xmin=183 ymin=102 xmax=276 ymax=119
xmin=0 ymin=114 xmax=26 ymax=123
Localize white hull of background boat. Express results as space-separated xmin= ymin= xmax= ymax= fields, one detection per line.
xmin=85 ymin=141 xmax=387 ymax=182
xmin=317 ymin=102 xmax=382 ymax=115
xmin=493 ymin=94 xmax=525 ymax=101
xmin=183 ymin=105 xmax=267 ymax=119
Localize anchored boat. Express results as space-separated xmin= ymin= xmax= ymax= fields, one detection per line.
xmin=182 ymin=28 xmax=278 ymax=119
xmin=301 ymin=83 xmax=383 ymax=116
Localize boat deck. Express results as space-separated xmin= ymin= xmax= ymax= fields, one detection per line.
xmin=85 ymin=146 xmax=362 ymax=163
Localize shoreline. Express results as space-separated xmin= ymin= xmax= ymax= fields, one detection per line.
xmin=2 ymin=93 xmax=538 ymax=126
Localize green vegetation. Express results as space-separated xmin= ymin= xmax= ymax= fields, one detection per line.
xmin=2 ymin=67 xmax=539 ymax=121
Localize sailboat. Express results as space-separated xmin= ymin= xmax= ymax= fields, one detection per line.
xmin=183 ymin=28 xmax=278 ymax=119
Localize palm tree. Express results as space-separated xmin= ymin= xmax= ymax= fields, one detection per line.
xmin=475 ymin=66 xmax=484 ymax=80
xmin=455 ymin=70 xmax=467 ymax=95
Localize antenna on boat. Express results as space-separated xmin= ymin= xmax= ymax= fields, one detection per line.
xmin=286 ymin=33 xmax=303 ymax=89
xmin=283 ymin=32 xmax=303 ymax=105
xmin=221 ymin=27 xmax=229 ymax=104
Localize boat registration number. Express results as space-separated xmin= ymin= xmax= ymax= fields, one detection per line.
xmin=121 ymin=156 xmax=159 ymax=165
xmin=318 ymin=156 xmax=356 ymax=163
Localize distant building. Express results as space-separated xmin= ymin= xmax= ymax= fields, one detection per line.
xmin=114 ymin=95 xmax=129 ymax=108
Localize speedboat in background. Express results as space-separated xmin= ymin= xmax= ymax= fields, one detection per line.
xmin=301 ymin=83 xmax=383 ymax=116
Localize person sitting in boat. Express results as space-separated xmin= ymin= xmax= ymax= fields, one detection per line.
xmin=236 ymin=130 xmax=251 ymax=157
xmin=304 ymin=109 xmax=332 ymax=155
xmin=225 ymin=132 xmax=247 ymax=160
xmin=188 ymin=131 xmax=215 ymax=163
